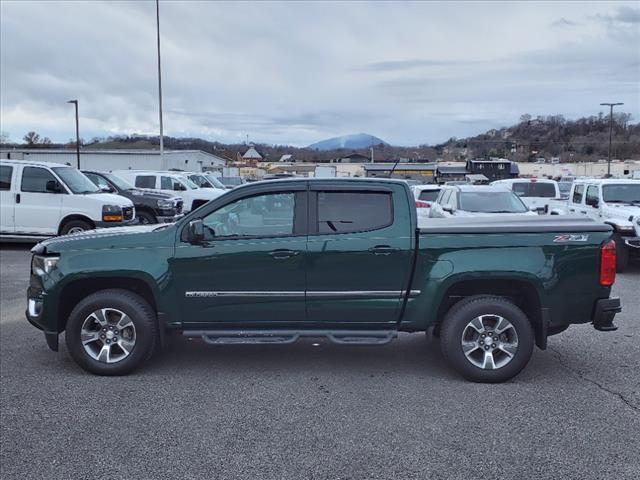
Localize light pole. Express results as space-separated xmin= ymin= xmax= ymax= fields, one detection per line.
xmin=67 ymin=100 xmax=80 ymax=169
xmin=156 ymin=0 xmax=165 ymax=169
xmin=600 ymin=102 xmax=623 ymax=177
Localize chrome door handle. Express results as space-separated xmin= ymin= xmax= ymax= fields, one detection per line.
xmin=368 ymin=245 xmax=399 ymax=255
xmin=269 ymin=249 xmax=299 ymax=259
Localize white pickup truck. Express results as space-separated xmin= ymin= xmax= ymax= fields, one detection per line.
xmin=114 ymin=170 xmax=224 ymax=213
xmin=492 ymin=178 xmax=561 ymax=214
xmin=549 ymin=178 xmax=640 ymax=271
xmin=0 ymin=159 xmax=135 ymax=241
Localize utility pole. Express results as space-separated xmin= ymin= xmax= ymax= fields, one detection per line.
xmin=67 ymin=100 xmax=80 ymax=169
xmin=600 ymin=102 xmax=623 ymax=177
xmin=156 ymin=0 xmax=165 ymax=169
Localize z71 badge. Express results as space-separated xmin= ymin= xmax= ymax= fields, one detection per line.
xmin=554 ymin=234 xmax=589 ymax=242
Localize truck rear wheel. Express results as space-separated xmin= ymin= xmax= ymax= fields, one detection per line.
xmin=612 ymin=233 xmax=629 ymax=272
xmin=440 ymin=296 xmax=534 ymax=383
xmin=65 ymin=289 xmax=158 ymax=375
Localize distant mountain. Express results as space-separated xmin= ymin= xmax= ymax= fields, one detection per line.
xmin=308 ymin=133 xmax=389 ymax=151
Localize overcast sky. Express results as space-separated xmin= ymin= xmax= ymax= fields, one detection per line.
xmin=1 ymin=1 xmax=639 ymax=147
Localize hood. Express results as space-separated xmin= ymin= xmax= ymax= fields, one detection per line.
xmin=83 ymin=192 xmax=134 ymax=206
xmin=32 ymin=224 xmax=176 ymax=254
xmin=602 ymin=204 xmax=640 ymax=219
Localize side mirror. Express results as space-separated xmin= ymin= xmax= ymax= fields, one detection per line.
xmin=45 ymin=180 xmax=62 ymax=193
xmin=100 ymin=185 xmax=114 ymax=193
xmin=174 ymin=184 xmax=186 ymax=191
xmin=586 ymin=198 xmax=599 ymax=208
xmin=186 ymin=219 xmax=204 ymax=244
xmin=442 ymin=206 xmax=455 ymax=214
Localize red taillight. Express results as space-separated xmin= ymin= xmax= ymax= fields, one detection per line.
xmin=416 ymin=200 xmax=431 ymax=208
xmin=600 ymin=240 xmax=616 ymax=286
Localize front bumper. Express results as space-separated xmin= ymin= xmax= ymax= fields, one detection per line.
xmin=25 ymin=290 xmax=59 ymax=351
xmin=592 ymin=297 xmax=621 ymax=332
xmin=94 ymin=219 xmax=137 ymax=229
xmin=157 ymin=213 xmax=183 ymax=223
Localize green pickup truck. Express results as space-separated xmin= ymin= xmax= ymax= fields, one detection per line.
xmin=26 ymin=178 xmax=621 ymax=382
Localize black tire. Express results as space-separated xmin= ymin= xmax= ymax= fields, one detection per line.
xmin=60 ymin=219 xmax=92 ymax=235
xmin=65 ymin=289 xmax=158 ymax=375
xmin=612 ymin=233 xmax=629 ymax=273
xmin=137 ymin=210 xmax=157 ymax=225
xmin=440 ymin=295 xmax=534 ymax=383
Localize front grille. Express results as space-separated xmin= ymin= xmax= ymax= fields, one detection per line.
xmin=123 ymin=206 xmax=134 ymax=220
xmin=175 ymin=200 xmax=183 ymax=214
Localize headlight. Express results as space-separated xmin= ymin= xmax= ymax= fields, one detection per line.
xmin=102 ymin=204 xmax=123 ymax=222
xmin=157 ymin=199 xmax=175 ymax=209
xmin=31 ymin=255 xmax=59 ymax=275
xmin=617 ymin=225 xmax=636 ymax=235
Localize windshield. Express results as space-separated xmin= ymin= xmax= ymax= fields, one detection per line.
xmin=602 ymin=184 xmax=640 ymax=204
xmin=103 ymin=173 xmax=134 ymax=191
xmin=418 ymin=190 xmax=440 ymax=201
xmin=51 ymin=167 xmax=100 ymax=194
xmin=189 ymin=174 xmax=211 ymax=188
xmin=204 ymin=174 xmax=226 ymax=189
xmin=178 ymin=176 xmax=198 ymax=189
xmin=512 ymin=182 xmax=556 ymax=198
xmin=459 ymin=191 xmax=528 ymax=213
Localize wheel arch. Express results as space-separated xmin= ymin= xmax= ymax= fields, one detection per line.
xmin=58 ymin=214 xmax=95 ymax=235
xmin=56 ymin=274 xmax=159 ymax=333
xmin=434 ymin=276 xmax=547 ymax=349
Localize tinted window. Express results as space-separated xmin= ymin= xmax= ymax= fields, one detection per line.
xmin=459 ymin=191 xmax=528 ymax=213
xmin=572 ymin=184 xmax=584 ymax=204
xmin=586 ymin=186 xmax=599 ymax=206
xmin=317 ymin=191 xmax=392 ymax=234
xmin=203 ymin=192 xmax=294 ymax=238
xmin=136 ymin=176 xmax=156 ymax=188
xmin=0 ymin=165 xmax=12 ymax=190
xmin=418 ymin=190 xmax=440 ymax=201
xmin=512 ymin=182 xmax=556 ymax=197
xmin=21 ymin=167 xmax=58 ymax=193
xmin=602 ymin=184 xmax=640 ymax=204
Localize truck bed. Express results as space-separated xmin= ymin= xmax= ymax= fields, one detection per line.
xmin=419 ymin=215 xmax=612 ymax=234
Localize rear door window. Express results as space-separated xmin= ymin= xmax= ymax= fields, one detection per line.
xmin=135 ymin=175 xmax=156 ymax=188
xmin=0 ymin=165 xmax=12 ymax=190
xmin=21 ymin=167 xmax=58 ymax=193
xmin=316 ymin=191 xmax=392 ymax=234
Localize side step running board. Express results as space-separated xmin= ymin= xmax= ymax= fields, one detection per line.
xmin=183 ymin=329 xmax=397 ymax=346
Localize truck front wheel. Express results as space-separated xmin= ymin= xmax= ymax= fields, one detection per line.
xmin=65 ymin=289 xmax=159 ymax=375
xmin=440 ymin=296 xmax=534 ymax=383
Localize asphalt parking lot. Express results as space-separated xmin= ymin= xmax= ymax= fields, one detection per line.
xmin=1 ymin=244 xmax=639 ymax=480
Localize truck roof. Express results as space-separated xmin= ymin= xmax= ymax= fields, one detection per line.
xmin=0 ymin=158 xmax=71 ymax=168
xmin=573 ymin=178 xmax=640 ymax=185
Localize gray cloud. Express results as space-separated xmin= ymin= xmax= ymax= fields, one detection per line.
xmin=1 ymin=1 xmax=638 ymax=147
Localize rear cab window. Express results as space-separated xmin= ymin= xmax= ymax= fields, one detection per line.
xmin=512 ymin=182 xmax=556 ymax=197
xmin=135 ymin=176 xmax=156 ymax=189
xmin=315 ymin=191 xmax=392 ymax=234
xmin=418 ymin=190 xmax=440 ymax=202
xmin=0 ymin=165 xmax=12 ymax=190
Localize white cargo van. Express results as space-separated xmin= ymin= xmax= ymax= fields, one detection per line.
xmin=113 ymin=170 xmax=225 ymax=213
xmin=0 ymin=160 xmax=135 ymax=241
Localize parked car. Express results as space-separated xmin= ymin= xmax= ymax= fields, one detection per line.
xmin=548 ymin=178 xmax=640 ymax=271
xmin=429 ymin=185 xmax=535 ymax=218
xmin=113 ymin=170 xmax=225 ymax=213
xmin=0 ymin=160 xmax=135 ymax=241
xmin=411 ymin=184 xmax=442 ymax=222
xmin=83 ymin=170 xmax=183 ymax=225
xmin=27 ymin=178 xmax=620 ymax=383
xmin=202 ymin=174 xmax=228 ymax=190
xmin=491 ymin=178 xmax=561 ymax=214
xmin=218 ymin=176 xmax=245 ymax=189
